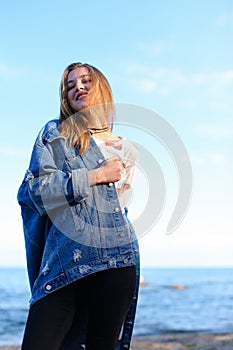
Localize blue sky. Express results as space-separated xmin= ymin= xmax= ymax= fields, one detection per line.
xmin=0 ymin=0 xmax=233 ymax=267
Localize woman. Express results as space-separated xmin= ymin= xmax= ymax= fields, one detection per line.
xmin=18 ymin=62 xmax=140 ymax=350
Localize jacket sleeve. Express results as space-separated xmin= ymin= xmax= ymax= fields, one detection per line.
xmin=19 ymin=127 xmax=91 ymax=216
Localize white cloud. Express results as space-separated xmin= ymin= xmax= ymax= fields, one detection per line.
xmin=125 ymin=65 xmax=184 ymax=95
xmin=0 ymin=146 xmax=29 ymax=158
xmin=191 ymin=152 xmax=227 ymax=166
xmin=135 ymin=41 xmax=173 ymax=56
xmin=124 ymin=62 xmax=233 ymax=96
xmin=216 ymin=12 xmax=233 ymax=27
xmin=128 ymin=77 xmax=170 ymax=95
xmin=209 ymin=152 xmax=226 ymax=165
xmin=196 ymin=119 xmax=233 ymax=139
xmin=133 ymin=79 xmax=157 ymax=93
xmin=0 ymin=61 xmax=24 ymax=78
xmin=216 ymin=14 xmax=228 ymax=27
xmin=190 ymin=154 xmax=205 ymax=166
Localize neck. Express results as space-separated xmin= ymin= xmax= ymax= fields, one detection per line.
xmin=88 ymin=126 xmax=110 ymax=135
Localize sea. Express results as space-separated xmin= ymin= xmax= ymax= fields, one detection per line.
xmin=0 ymin=267 xmax=233 ymax=345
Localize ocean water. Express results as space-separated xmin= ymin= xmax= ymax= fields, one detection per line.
xmin=0 ymin=267 xmax=233 ymax=345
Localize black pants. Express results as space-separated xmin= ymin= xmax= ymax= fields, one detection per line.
xmin=22 ymin=266 xmax=136 ymax=350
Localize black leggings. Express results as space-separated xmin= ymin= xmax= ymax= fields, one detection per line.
xmin=22 ymin=266 xmax=136 ymax=350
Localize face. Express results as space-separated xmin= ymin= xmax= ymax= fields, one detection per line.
xmin=66 ymin=67 xmax=92 ymax=112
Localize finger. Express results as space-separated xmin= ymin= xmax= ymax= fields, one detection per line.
xmin=107 ymin=156 xmax=121 ymax=162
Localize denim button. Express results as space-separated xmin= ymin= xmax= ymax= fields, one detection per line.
xmin=119 ymin=233 xmax=125 ymax=238
xmin=45 ymin=284 xmax=52 ymax=291
xmin=109 ymin=259 xmax=116 ymax=267
xmin=114 ymin=207 xmax=120 ymax=213
xmin=123 ymin=258 xmax=128 ymax=264
xmin=108 ymin=182 xmax=113 ymax=187
xmin=98 ymin=159 xmax=104 ymax=164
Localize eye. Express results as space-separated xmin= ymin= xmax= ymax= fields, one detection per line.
xmin=67 ymin=84 xmax=75 ymax=91
xmin=82 ymin=77 xmax=92 ymax=84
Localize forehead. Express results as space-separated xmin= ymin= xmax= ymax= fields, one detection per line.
xmin=67 ymin=67 xmax=90 ymax=81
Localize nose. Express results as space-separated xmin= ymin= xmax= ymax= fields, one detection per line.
xmin=77 ymin=81 xmax=85 ymax=91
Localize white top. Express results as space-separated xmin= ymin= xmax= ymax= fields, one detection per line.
xmin=93 ymin=136 xmax=139 ymax=210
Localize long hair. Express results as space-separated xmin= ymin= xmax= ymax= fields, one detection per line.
xmin=59 ymin=62 xmax=114 ymax=154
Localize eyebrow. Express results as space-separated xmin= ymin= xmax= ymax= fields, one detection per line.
xmin=67 ymin=74 xmax=91 ymax=85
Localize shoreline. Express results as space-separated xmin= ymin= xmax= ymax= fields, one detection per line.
xmin=1 ymin=332 xmax=233 ymax=350
xmin=131 ymin=332 xmax=233 ymax=349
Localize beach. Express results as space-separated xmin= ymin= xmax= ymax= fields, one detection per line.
xmin=1 ymin=268 xmax=233 ymax=349
xmin=1 ymin=332 xmax=233 ymax=350
xmin=131 ymin=333 xmax=233 ymax=349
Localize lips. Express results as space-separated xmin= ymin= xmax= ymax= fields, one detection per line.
xmin=76 ymin=92 xmax=88 ymax=100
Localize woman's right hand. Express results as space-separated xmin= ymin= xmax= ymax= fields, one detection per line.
xmin=88 ymin=157 xmax=122 ymax=186
xmin=98 ymin=157 xmax=122 ymax=183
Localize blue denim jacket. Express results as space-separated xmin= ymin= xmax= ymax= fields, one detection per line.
xmin=17 ymin=119 xmax=140 ymax=349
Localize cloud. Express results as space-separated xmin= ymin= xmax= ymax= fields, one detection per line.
xmin=125 ymin=65 xmax=185 ymax=95
xmin=190 ymin=154 xmax=205 ymax=166
xmin=191 ymin=152 xmax=227 ymax=166
xmin=132 ymin=79 xmax=157 ymax=93
xmin=0 ymin=146 xmax=29 ymax=158
xmin=128 ymin=77 xmax=170 ymax=95
xmin=0 ymin=61 xmax=24 ymax=78
xmin=216 ymin=14 xmax=228 ymax=27
xmin=209 ymin=153 xmax=226 ymax=165
xmin=135 ymin=41 xmax=173 ymax=56
xmin=126 ymin=63 xmax=233 ymax=87
xmin=216 ymin=13 xmax=233 ymax=27
xmin=124 ymin=62 xmax=233 ymax=102
xmin=196 ymin=119 xmax=233 ymax=139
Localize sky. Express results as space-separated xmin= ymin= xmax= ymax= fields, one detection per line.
xmin=0 ymin=0 xmax=233 ymax=268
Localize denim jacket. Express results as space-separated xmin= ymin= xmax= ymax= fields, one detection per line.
xmin=17 ymin=119 xmax=140 ymax=350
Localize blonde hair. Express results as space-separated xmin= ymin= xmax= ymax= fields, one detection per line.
xmin=59 ymin=62 xmax=114 ymax=154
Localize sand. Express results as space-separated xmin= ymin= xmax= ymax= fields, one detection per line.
xmin=1 ymin=332 xmax=233 ymax=350
xmin=131 ymin=332 xmax=233 ymax=349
